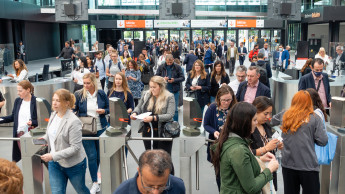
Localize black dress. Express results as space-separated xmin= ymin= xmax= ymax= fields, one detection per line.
xmin=209 ymin=74 xmax=230 ymax=97
xmin=250 ymin=123 xmax=278 ymax=191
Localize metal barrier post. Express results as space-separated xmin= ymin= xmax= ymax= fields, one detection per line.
xmin=20 ymin=133 xmax=51 ymax=194
xmin=99 ymin=129 xmax=127 ymax=193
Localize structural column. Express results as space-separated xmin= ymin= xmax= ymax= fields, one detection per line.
xmin=328 ymin=21 xmax=340 ymax=43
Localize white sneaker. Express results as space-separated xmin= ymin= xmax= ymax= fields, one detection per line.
xmin=90 ymin=183 xmax=100 ymax=194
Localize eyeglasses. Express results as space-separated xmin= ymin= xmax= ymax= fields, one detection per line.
xmin=220 ymin=98 xmax=232 ymax=103
xmin=141 ymin=175 xmax=170 ymax=192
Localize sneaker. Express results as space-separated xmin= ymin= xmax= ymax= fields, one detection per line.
xmin=90 ymin=183 xmax=100 ymax=194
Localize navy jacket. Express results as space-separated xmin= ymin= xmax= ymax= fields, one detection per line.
xmin=238 ymin=46 xmax=248 ymax=60
xmin=204 ymin=48 xmax=213 ymax=65
xmin=114 ymin=172 xmax=186 ymax=194
xmin=298 ymin=72 xmax=332 ymax=105
xmin=216 ymin=45 xmax=228 ymax=58
xmin=0 ymin=95 xmax=38 ymax=162
xmin=185 ymin=73 xmax=211 ymax=108
xmin=183 ymin=53 xmax=198 ymax=73
xmin=156 ymin=63 xmax=185 ymax=93
xmin=236 ymin=81 xmax=271 ymax=102
xmin=210 ymin=74 xmax=230 ymax=97
xmin=203 ymin=103 xmax=221 ymax=161
xmin=74 ymin=90 xmax=109 ymax=130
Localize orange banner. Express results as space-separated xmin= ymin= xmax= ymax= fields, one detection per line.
xmin=124 ymin=20 xmax=146 ymax=28
xmin=235 ymin=20 xmax=257 ymax=28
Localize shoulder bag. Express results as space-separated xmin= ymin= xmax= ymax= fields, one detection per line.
xmin=79 ymin=116 xmax=97 ymax=135
xmin=162 ymin=121 xmax=181 ymax=138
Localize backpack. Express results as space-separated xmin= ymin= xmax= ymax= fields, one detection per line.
xmin=256 ymin=61 xmax=268 ymax=85
xmin=93 ymin=58 xmax=106 ymax=72
xmin=108 ymin=60 xmax=122 ymax=71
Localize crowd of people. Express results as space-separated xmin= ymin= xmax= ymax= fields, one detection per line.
xmin=0 ymin=37 xmax=343 ymax=194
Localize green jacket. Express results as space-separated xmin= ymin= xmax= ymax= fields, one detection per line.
xmin=219 ymin=134 xmax=273 ymax=194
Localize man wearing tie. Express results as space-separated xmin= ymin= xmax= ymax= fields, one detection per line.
xmin=238 ymin=42 xmax=247 ymax=66
xmin=217 ymin=40 xmax=228 ymax=68
xmin=259 ymin=43 xmax=272 ymax=67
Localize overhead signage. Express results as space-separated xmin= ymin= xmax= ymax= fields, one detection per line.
xmin=304 ymin=12 xmax=321 ymax=18
xmin=228 ymin=20 xmax=264 ymax=28
xmin=154 ymin=20 xmax=190 ymax=28
xmin=117 ymin=20 xmax=153 ymax=28
xmin=191 ymin=20 xmax=227 ymax=28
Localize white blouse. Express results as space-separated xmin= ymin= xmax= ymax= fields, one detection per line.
xmin=48 ymin=115 xmax=62 ymax=154
xmin=315 ymin=54 xmax=330 ymax=65
xmin=72 ymin=68 xmax=90 ymax=85
xmin=14 ymin=69 xmax=28 ymax=82
xmin=86 ymin=91 xmax=102 ymax=131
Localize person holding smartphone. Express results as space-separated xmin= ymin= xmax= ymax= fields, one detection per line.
xmin=203 ymin=85 xmax=237 ymax=191
xmin=0 ymin=80 xmax=37 ymax=162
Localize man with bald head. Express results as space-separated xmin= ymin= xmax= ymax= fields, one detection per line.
xmin=156 ymin=54 xmax=185 ymax=121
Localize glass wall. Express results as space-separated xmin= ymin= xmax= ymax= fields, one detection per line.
xmin=124 ymin=31 xmax=133 ymax=41
xmin=146 ymin=31 xmax=155 ymax=41
xmin=288 ymin=23 xmax=301 ymax=50
xmin=215 ymin=30 xmax=224 ymax=44
xmin=170 ymin=31 xmax=179 ymax=42
xmin=82 ymin=24 xmax=90 ymax=52
xmin=227 ymin=30 xmax=236 ymax=44
xmin=261 ymin=30 xmax=270 ymax=43
xmin=271 ymin=30 xmax=281 ymax=51
xmin=158 ymin=30 xmax=168 ymax=40
xmin=133 ymin=31 xmax=144 ymax=41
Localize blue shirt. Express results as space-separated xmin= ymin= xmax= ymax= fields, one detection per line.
xmin=95 ymin=58 xmax=106 ymax=79
xmin=114 ymin=172 xmax=186 ymax=194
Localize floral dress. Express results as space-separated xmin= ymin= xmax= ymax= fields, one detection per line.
xmin=125 ymin=69 xmax=142 ymax=99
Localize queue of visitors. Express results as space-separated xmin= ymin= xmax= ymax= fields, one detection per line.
xmin=1 ymin=38 xmax=341 ymax=194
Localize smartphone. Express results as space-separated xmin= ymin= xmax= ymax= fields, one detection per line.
xmin=33 ymin=139 xmax=47 ymax=145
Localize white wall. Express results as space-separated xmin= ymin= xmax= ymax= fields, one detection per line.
xmin=308 ymin=23 xmax=329 ymax=52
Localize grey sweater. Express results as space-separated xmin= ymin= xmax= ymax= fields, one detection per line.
xmin=133 ymin=90 xmax=175 ymax=135
xmin=276 ymin=113 xmax=328 ymax=171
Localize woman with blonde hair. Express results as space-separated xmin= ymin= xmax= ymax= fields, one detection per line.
xmin=130 ymin=76 xmax=175 ymax=156
xmin=315 ymin=47 xmax=330 ymax=66
xmin=280 ymin=90 xmax=328 ymax=194
xmin=73 ymin=73 xmax=109 ymax=193
xmin=108 ymin=72 xmax=134 ymax=114
xmin=185 ymin=60 xmax=211 ymax=113
xmin=41 ymin=89 xmax=89 ymax=194
xmin=7 ymin=59 xmax=28 ymax=82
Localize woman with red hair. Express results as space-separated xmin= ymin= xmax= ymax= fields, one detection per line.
xmin=281 ymin=90 xmax=328 ymax=194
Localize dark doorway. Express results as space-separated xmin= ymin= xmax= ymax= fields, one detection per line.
xmin=99 ymin=29 xmax=121 ymax=49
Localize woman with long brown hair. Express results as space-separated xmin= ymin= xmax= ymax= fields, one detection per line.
xmin=281 ymin=90 xmax=328 ymax=194
xmin=108 ymin=72 xmax=134 ymax=114
xmin=204 ymin=85 xmax=237 ymax=191
xmin=301 ymin=58 xmax=313 ymax=76
xmin=210 ymin=61 xmax=230 ymax=103
xmin=211 ymin=102 xmax=279 ymax=193
xmin=7 ymin=59 xmax=28 ymax=82
xmin=185 ymin=59 xmax=210 ymax=113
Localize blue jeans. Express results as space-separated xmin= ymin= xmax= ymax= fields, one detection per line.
xmin=48 ymin=158 xmax=89 ymax=194
xmin=82 ymin=127 xmax=106 ymax=182
xmin=173 ymin=91 xmax=179 ymax=121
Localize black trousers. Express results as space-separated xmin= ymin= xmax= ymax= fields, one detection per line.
xmin=100 ymin=78 xmax=106 ymax=90
xmin=282 ymin=167 xmax=320 ymax=194
xmin=239 ymin=56 xmax=245 ymax=66
xmin=229 ymin=57 xmax=236 ymax=75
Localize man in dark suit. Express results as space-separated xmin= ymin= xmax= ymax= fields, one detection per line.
xmin=238 ymin=42 xmax=247 ymax=66
xmin=236 ymin=66 xmax=271 ymax=103
xmin=335 ymin=46 xmax=345 ymax=70
xmin=217 ymin=40 xmax=228 ymax=68
xmin=183 ymin=50 xmax=198 ymax=73
xmin=298 ymin=58 xmax=331 ymax=109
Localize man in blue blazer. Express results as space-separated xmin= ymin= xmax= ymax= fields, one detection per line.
xmin=216 ymin=40 xmax=228 ymax=59
xmin=236 ymin=66 xmax=271 ymax=103
xmin=183 ymin=50 xmax=198 ymax=73
xmin=281 ymin=45 xmax=290 ymax=70
xmin=298 ymin=58 xmax=331 ymax=108
xmin=238 ymin=42 xmax=248 ymax=66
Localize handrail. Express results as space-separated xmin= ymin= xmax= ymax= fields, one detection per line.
xmin=0 ymin=137 xmax=100 ymax=141
xmin=127 ymin=137 xmax=173 ymax=141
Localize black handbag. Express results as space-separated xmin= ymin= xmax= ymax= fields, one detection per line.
xmin=162 ymin=121 xmax=181 ymax=138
